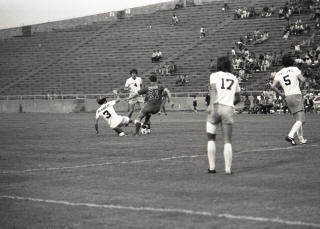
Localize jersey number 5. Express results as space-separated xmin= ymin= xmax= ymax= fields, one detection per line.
xmin=283 ymin=75 xmax=291 ymax=85
xmin=103 ymin=110 xmax=111 ymax=118
xmin=221 ymin=78 xmax=234 ymax=90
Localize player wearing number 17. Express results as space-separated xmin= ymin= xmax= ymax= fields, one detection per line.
xmin=206 ymin=56 xmax=241 ymax=175
xmin=271 ymin=54 xmax=307 ymax=145
xmin=94 ymin=92 xmax=132 ymax=136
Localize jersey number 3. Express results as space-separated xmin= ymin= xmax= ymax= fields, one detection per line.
xmin=221 ymin=78 xmax=234 ymax=90
xmin=103 ymin=110 xmax=111 ymax=118
xmin=283 ymin=75 xmax=291 ymax=86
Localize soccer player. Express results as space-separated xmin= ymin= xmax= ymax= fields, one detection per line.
xmin=95 ymin=92 xmax=132 ymax=136
xmin=124 ymin=69 xmax=144 ymax=118
xmin=206 ymin=56 xmax=241 ymax=175
xmin=271 ymin=53 xmax=307 ymax=145
xmin=127 ymin=73 xmax=174 ymax=135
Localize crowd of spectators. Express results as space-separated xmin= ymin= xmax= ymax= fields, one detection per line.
xmin=151 ymin=50 xmax=163 ymax=63
xmin=238 ymin=29 xmax=270 ymax=45
xmin=261 ymin=5 xmax=275 ymax=17
xmin=153 ymin=61 xmax=177 ymax=76
xmin=234 ymin=7 xmax=258 ymax=19
xmin=283 ymin=19 xmax=311 ymax=39
xmin=175 ymin=74 xmax=190 ymax=86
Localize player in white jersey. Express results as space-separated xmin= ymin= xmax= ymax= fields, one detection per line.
xmin=206 ymin=56 xmax=241 ymax=175
xmin=124 ymin=69 xmax=144 ymax=118
xmin=271 ymin=54 xmax=307 ymax=145
xmin=94 ymin=91 xmax=132 ymax=136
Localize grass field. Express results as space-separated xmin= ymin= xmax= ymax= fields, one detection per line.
xmin=0 ymin=112 xmax=319 ymax=229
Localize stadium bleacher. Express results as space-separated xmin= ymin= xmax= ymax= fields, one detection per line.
xmin=0 ymin=0 xmax=318 ymax=96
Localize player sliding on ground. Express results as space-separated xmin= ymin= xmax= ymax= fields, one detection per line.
xmin=206 ymin=56 xmax=241 ymax=175
xmin=126 ymin=73 xmax=174 ymax=135
xmin=95 ymin=90 xmax=133 ymax=136
xmin=271 ymin=53 xmax=307 ymax=145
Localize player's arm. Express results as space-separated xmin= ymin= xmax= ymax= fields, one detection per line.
xmin=124 ymin=80 xmax=130 ymax=92
xmin=94 ymin=116 xmax=99 ymax=134
xmin=127 ymin=88 xmax=147 ymax=100
xmin=234 ymin=92 xmax=241 ymax=105
xmin=271 ymin=80 xmax=285 ymax=98
xmin=208 ymin=83 xmax=217 ymax=112
xmin=297 ymin=73 xmax=306 ymax=88
xmin=164 ymin=88 xmax=174 ymax=107
xmin=234 ymin=80 xmax=241 ymax=105
xmin=113 ymin=90 xmax=121 ymax=104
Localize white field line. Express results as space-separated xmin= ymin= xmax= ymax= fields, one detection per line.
xmin=0 ymin=195 xmax=320 ymax=228
xmin=0 ymin=145 xmax=318 ymax=174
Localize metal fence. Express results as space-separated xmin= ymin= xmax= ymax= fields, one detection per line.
xmin=0 ymin=91 xmax=272 ymax=100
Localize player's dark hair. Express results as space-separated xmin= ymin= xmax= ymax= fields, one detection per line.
xmin=149 ymin=73 xmax=157 ymax=82
xmin=217 ymin=56 xmax=232 ymax=73
xmin=97 ymin=97 xmax=107 ymax=105
xmin=282 ymin=53 xmax=294 ymax=67
xmin=130 ymin=69 xmax=138 ymax=75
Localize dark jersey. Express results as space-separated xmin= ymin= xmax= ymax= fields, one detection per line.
xmin=138 ymin=84 xmax=165 ymax=106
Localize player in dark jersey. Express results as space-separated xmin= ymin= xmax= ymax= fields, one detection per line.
xmin=127 ymin=74 xmax=174 ymax=135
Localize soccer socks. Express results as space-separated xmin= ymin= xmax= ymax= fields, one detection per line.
xmin=297 ymin=125 xmax=307 ymax=143
xmin=224 ymin=143 xmax=232 ymax=174
xmin=134 ymin=120 xmax=141 ymax=135
xmin=207 ymin=140 xmax=216 ymax=171
xmin=288 ymin=121 xmax=302 ymax=138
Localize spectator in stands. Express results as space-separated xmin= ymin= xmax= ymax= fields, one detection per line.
xmin=231 ymin=47 xmax=236 ymax=57
xmin=222 ymin=2 xmax=229 ymax=12
xmin=151 ymin=50 xmax=158 ymax=63
xmin=208 ymin=59 xmax=215 ymax=72
xmin=200 ymin=27 xmax=206 ymax=38
xmin=172 ymin=14 xmax=179 ymax=26
xmin=205 ymin=93 xmax=210 ymax=107
xmin=192 ymin=96 xmax=198 ymax=112
xmin=156 ymin=50 xmax=162 ymax=61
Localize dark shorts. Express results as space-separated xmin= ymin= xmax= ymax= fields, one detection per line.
xmin=141 ymin=103 xmax=161 ymax=115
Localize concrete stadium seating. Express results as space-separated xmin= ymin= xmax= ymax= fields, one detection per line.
xmin=0 ymin=0 xmax=316 ymax=95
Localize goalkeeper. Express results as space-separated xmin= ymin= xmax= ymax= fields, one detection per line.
xmin=94 ymin=90 xmax=133 ymax=136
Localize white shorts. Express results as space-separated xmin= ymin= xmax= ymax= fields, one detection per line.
xmin=109 ymin=116 xmax=130 ymax=129
xmin=207 ymin=104 xmax=234 ymax=125
xmin=129 ymin=96 xmax=144 ymax=105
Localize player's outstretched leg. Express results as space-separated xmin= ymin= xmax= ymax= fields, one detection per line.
xmin=222 ymin=124 xmax=233 ymax=175
xmin=113 ymin=127 xmax=127 ymax=137
xmin=296 ymin=111 xmax=307 ymax=144
xmin=144 ymin=114 xmax=152 ymax=134
xmin=206 ymin=122 xmax=216 ymax=173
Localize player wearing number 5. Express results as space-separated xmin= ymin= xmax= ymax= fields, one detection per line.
xmin=206 ymin=56 xmax=241 ymax=175
xmin=271 ymin=54 xmax=307 ymax=145
xmin=95 ymin=92 xmax=132 ymax=136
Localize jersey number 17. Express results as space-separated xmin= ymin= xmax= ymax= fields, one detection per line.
xmin=221 ymin=78 xmax=234 ymax=90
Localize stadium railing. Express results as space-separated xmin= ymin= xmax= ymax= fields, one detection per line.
xmin=0 ymin=90 xmax=318 ymax=101
xmin=0 ymin=91 xmax=266 ymax=100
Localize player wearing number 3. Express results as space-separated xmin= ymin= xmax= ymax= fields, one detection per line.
xmin=95 ymin=91 xmax=132 ymax=136
xmin=206 ymin=56 xmax=241 ymax=175
xmin=271 ymin=54 xmax=307 ymax=145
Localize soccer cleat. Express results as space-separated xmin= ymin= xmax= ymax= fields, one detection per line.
xmin=119 ymin=132 xmax=128 ymax=137
xmin=299 ymin=138 xmax=307 ymax=144
xmin=208 ymin=169 xmax=216 ymax=174
xmin=225 ymin=170 xmax=232 ymax=175
xmin=285 ymin=136 xmax=296 ymax=145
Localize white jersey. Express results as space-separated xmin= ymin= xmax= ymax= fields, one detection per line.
xmin=274 ymin=67 xmax=302 ymax=96
xmin=125 ymin=77 xmax=143 ymax=96
xmin=96 ymin=100 xmax=123 ymax=129
xmin=209 ymin=71 xmax=240 ymax=107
